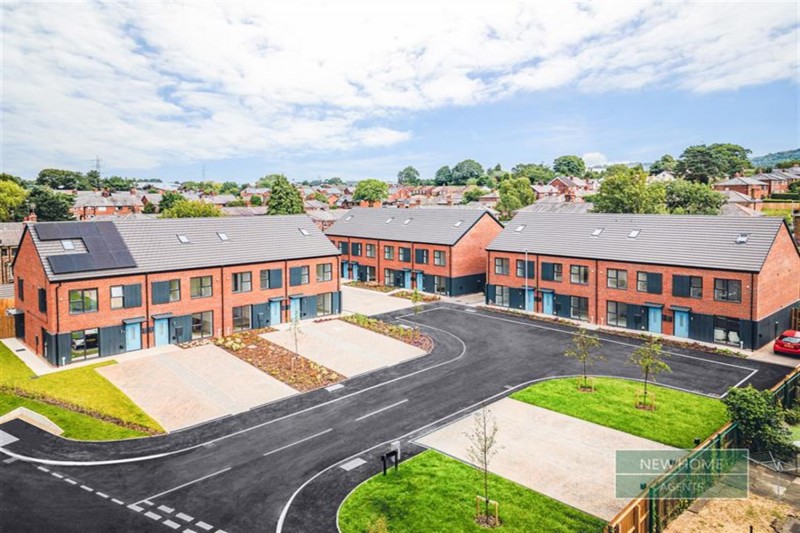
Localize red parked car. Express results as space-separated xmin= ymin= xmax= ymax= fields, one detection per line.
xmin=774 ymin=330 xmax=800 ymax=356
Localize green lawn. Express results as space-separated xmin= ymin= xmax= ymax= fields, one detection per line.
xmin=511 ymin=378 xmax=728 ymax=449
xmin=338 ymin=450 xmax=606 ymax=533
xmin=0 ymin=343 xmax=162 ymax=439
xmin=790 ymin=425 xmax=800 ymax=442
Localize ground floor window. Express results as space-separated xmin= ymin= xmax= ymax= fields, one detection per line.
xmin=495 ymin=286 xmax=510 ymax=307
xmin=316 ymin=292 xmax=333 ymax=316
xmin=232 ymin=305 xmax=251 ymax=332
xmin=607 ymin=301 xmax=628 ymax=327
xmin=365 ymin=266 xmax=376 ymax=282
xmin=714 ymin=316 xmax=741 ymax=346
xmin=434 ymin=275 xmax=447 ymax=295
xmin=71 ymin=329 xmax=99 ymax=360
xmin=192 ymin=311 xmax=213 ymax=339
xmin=570 ymin=296 xmax=589 ymax=321
xmin=384 ymin=268 xmax=394 ymax=287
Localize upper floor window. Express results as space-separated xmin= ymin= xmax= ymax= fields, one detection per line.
xmin=673 ymin=275 xmax=703 ymax=299
xmin=232 ymin=272 xmax=252 ymax=293
xmin=69 ymin=288 xmax=98 ymax=314
xmin=399 ymin=247 xmax=411 ymax=262
xmin=607 ymin=269 xmax=627 ymax=290
xmin=384 ymin=245 xmax=394 ymax=260
xmin=339 ymin=241 xmax=349 ymax=255
xmin=570 ymin=265 xmax=589 ymax=285
xmin=190 ymin=276 xmax=213 ymax=298
xmin=637 ymin=272 xmax=663 ymax=294
xmin=168 ymin=279 xmax=181 ymax=302
xmin=351 ymin=243 xmax=362 ymax=256
xmin=494 ymin=257 xmax=510 ymax=275
xmin=714 ymin=279 xmax=742 ymax=303
xmin=316 ymin=263 xmax=332 ymax=282
xmin=416 ymin=249 xmax=429 ymax=264
xmin=290 ymin=265 xmax=310 ymax=286
xmin=110 ymin=286 xmax=125 ymax=309
xmin=366 ymin=244 xmax=376 ymax=258
xmin=434 ymin=250 xmax=446 ymax=266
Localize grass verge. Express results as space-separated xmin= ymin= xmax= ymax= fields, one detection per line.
xmin=511 ymin=378 xmax=728 ymax=449
xmin=339 ymin=450 xmax=605 ymax=533
xmin=0 ymin=343 xmax=163 ymax=439
xmin=338 ymin=450 xmax=606 ymax=533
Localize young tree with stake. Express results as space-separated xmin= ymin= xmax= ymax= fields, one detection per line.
xmin=628 ymin=337 xmax=671 ymax=409
xmin=465 ymin=404 xmax=502 ymax=527
xmin=564 ymin=328 xmax=603 ymax=391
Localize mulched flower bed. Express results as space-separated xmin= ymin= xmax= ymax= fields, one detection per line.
xmin=346 ymin=281 xmax=395 ymax=293
xmin=391 ymin=291 xmax=441 ymax=302
xmin=342 ymin=314 xmax=433 ymax=352
xmin=479 ymin=305 xmax=748 ymax=358
xmin=213 ymin=328 xmax=344 ymax=392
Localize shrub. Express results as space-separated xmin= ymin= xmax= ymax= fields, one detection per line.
xmin=723 ymin=386 xmax=795 ymax=459
xmin=784 ymin=404 xmax=800 ymax=426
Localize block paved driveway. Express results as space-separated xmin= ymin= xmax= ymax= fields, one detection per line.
xmin=0 ymin=303 xmax=791 ymax=533
xmin=98 ymin=344 xmax=297 ymax=431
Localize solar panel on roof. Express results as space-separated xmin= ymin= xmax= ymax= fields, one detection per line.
xmin=39 ymin=221 xmax=137 ymax=274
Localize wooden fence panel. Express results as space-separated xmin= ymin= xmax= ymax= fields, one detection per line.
xmin=0 ymin=298 xmax=15 ymax=338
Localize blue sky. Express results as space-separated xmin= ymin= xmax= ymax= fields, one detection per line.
xmin=1 ymin=2 xmax=798 ymax=183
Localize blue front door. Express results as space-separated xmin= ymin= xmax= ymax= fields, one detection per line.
xmin=525 ymin=289 xmax=535 ymax=312
xmin=416 ymin=272 xmax=424 ymax=291
xmin=674 ymin=310 xmax=689 ymax=338
xmin=290 ymin=298 xmax=301 ymax=321
xmin=647 ymin=307 xmax=662 ymax=334
xmin=341 ymin=261 xmax=349 ymax=280
xmin=352 ymin=263 xmax=359 ymax=281
xmin=404 ymin=271 xmax=412 ymax=289
xmin=125 ymin=323 xmax=142 ymax=352
xmin=542 ymin=292 xmax=554 ymax=315
xmin=154 ymin=318 xmax=169 ymax=346
xmin=270 ymin=301 xmax=282 ymax=325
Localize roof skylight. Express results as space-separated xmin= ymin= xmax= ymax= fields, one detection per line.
xmin=591 ymin=228 xmax=604 ymax=237
xmin=403 ymin=218 xmax=413 ymax=225
xmin=345 ymin=215 xmax=353 ymax=221
xmin=299 ymin=228 xmax=310 ymax=236
xmin=628 ymin=229 xmax=641 ymax=239
xmin=453 ymin=220 xmax=464 ymax=228
xmin=514 ymin=224 xmax=526 ymax=233
xmin=177 ymin=234 xmax=190 ymax=244
xmin=735 ymin=233 xmax=750 ymax=244
xmin=385 ymin=217 xmax=394 ymax=223
xmin=217 ymin=232 xmax=229 ymax=241
xmin=61 ymin=240 xmax=75 ymax=250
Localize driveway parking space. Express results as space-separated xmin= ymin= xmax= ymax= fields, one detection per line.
xmin=416 ymin=397 xmax=675 ymax=521
xmin=341 ymin=284 xmax=414 ymax=316
xmin=97 ymin=344 xmax=297 ymax=431
xmin=262 ymin=319 xmax=426 ymax=377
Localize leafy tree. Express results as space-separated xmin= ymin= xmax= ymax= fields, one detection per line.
xmin=85 ymin=169 xmax=102 ymax=189
xmin=225 ymin=198 xmax=246 ymax=207
xmin=312 ymin=192 xmax=327 ymax=203
xmin=723 ymin=386 xmax=795 ymax=459
xmin=0 ymin=173 xmax=26 ymax=187
xmin=161 ymin=200 xmax=222 ymax=218
xmin=512 ymin=163 xmax=554 ymax=184
xmin=434 ymin=165 xmax=453 ymax=186
xmin=462 ymin=187 xmax=484 ymax=204
xmin=627 ymin=337 xmax=671 ymax=409
xmin=676 ymin=143 xmax=752 ymax=183
xmin=664 ymin=179 xmax=725 ymax=215
xmin=36 ymin=168 xmax=86 ymax=190
xmin=593 ymin=170 xmax=667 ymax=214
xmin=553 ymin=155 xmax=585 ymax=176
xmin=450 ymin=160 xmax=484 ymax=185
xmin=0 ymin=180 xmax=27 ymax=222
xmin=142 ymin=202 xmax=157 ymax=214
xmin=27 ymin=187 xmax=74 ymax=221
xmin=397 ymin=166 xmax=421 ymax=185
xmin=649 ymin=154 xmax=676 ymax=175
xmin=102 ymin=176 xmax=135 ymax=192
xmin=256 ymin=173 xmax=286 ymax=189
xmin=465 ymin=404 xmax=502 ymax=526
xmin=159 ymin=191 xmax=184 ymax=212
xmin=250 ymin=195 xmax=263 ymax=206
xmin=564 ymin=328 xmax=603 ymax=391
xmin=602 ymin=164 xmax=635 ymax=179
xmin=496 ymin=177 xmax=535 ymax=220
xmin=325 ymin=177 xmax=345 ymax=186
xmin=353 ymin=179 xmax=389 ymax=204
xmin=776 ymin=159 xmax=800 ymax=169
xmin=220 ymin=181 xmax=242 ymax=195
xmin=266 ymin=175 xmax=304 ymax=215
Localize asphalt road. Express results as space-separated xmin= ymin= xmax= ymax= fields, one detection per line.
xmin=0 ymin=303 xmax=792 ymax=533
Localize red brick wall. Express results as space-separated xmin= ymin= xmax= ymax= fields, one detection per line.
xmin=754 ymin=225 xmax=800 ymax=320
xmin=14 ymin=231 xmax=51 ymax=354
xmin=452 ymin=214 xmax=504 ymax=278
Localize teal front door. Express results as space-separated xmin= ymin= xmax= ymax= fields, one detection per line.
xmin=525 ymin=289 xmax=535 ymax=312
xmin=404 ymin=271 xmax=412 ymax=289
xmin=542 ymin=292 xmax=554 ymax=315
xmin=154 ymin=318 xmax=169 ymax=346
xmin=674 ymin=310 xmax=689 ymax=338
xmin=270 ymin=301 xmax=282 ymax=325
xmin=647 ymin=307 xmax=662 ymax=334
xmin=416 ymin=272 xmax=424 ymax=291
xmin=125 ymin=323 xmax=142 ymax=352
xmin=290 ymin=298 xmax=301 ymax=321
xmin=352 ymin=263 xmax=359 ymax=281
xmin=341 ymin=261 xmax=349 ymax=280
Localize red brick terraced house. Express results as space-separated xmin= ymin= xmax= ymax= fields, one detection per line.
xmin=326 ymin=207 xmax=504 ymax=296
xmin=485 ymin=213 xmax=800 ymax=350
xmin=12 ymin=215 xmax=341 ymax=366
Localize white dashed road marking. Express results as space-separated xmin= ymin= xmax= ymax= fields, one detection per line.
xmin=163 ymin=520 xmax=181 ymax=530
xmin=158 ymin=505 xmax=174 ymax=514
xmin=144 ymin=511 xmax=162 ymax=521
xmin=196 ymin=522 xmax=213 ymax=531
xmin=64 ymin=478 xmax=77 ymax=485
xmin=51 ymin=472 xmax=63 ymax=479
xmin=177 ymin=513 xmax=194 ymax=522
xmin=111 ymin=499 xmax=124 ymax=505
xmin=37 ymin=466 xmax=49 ymax=473
xmin=80 ymin=485 xmax=93 ymax=492
xmin=96 ymin=492 xmax=109 ymax=499
xmin=128 ymin=504 xmax=144 ymax=513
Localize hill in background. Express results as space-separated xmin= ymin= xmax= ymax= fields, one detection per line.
xmin=751 ymin=148 xmax=800 ymax=167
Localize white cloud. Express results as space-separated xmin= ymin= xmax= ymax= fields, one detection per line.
xmin=1 ymin=1 xmax=797 ymax=175
xmin=582 ymin=152 xmax=608 ymax=167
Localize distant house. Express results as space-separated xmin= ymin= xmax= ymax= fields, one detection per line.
xmin=240 ymin=187 xmax=270 ymax=205
xmin=220 ymin=206 xmax=268 ymax=216
xmin=306 ymin=208 xmax=349 ymax=231
xmin=202 ymin=194 xmax=238 ymax=206
xmin=647 ymin=171 xmax=676 ymax=183
xmin=532 ymin=184 xmax=559 ymax=200
xmin=72 ymin=190 xmax=144 ymax=220
xmin=0 ymin=223 xmax=23 ymax=284
xmin=718 ymin=190 xmax=760 ymax=210
xmin=713 ymin=177 xmax=769 ymax=200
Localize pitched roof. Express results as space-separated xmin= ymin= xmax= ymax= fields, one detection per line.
xmin=27 ymin=215 xmax=338 ymax=282
xmin=73 ymin=191 xmax=143 ymax=208
xmin=716 ymin=177 xmax=767 ymax=187
xmin=0 ymin=223 xmax=24 ymax=247
xmin=487 ymin=212 xmax=788 ymax=272
xmin=719 ymin=190 xmax=758 ymax=204
xmin=519 ymin=202 xmax=593 ymax=214
xmin=326 ymin=207 xmax=498 ymax=245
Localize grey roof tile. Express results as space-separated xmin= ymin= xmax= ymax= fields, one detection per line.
xmin=29 ymin=215 xmax=338 ymax=281
xmin=487 ymin=212 xmax=786 ymax=272
xmin=325 ymin=207 xmax=498 ymax=245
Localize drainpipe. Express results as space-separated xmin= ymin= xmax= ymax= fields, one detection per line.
xmin=144 ymin=273 xmax=150 ymax=349
xmin=220 ymin=266 xmax=225 ymax=337
xmin=524 ymin=249 xmax=529 ymax=311
xmin=594 ymin=259 xmax=599 ymax=325
xmin=750 ymin=272 xmax=756 ymax=350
